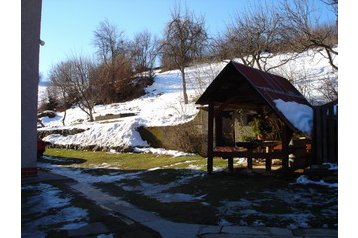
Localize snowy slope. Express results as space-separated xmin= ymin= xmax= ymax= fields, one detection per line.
xmin=38 ymin=49 xmax=337 ymax=152
xmin=39 ymin=61 xmax=227 ymax=150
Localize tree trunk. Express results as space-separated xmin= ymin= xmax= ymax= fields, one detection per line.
xmin=62 ymin=110 xmax=67 ymax=126
xmin=180 ymin=68 xmax=189 ymax=104
xmin=88 ymin=109 xmax=94 ymax=122
xmin=325 ymin=47 xmax=338 ymax=70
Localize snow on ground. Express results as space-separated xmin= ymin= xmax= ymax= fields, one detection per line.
xmin=43 ymin=117 xmax=148 ymax=149
xmin=274 ymin=99 xmax=313 ymax=136
xmin=39 ymin=49 xmax=337 ymax=151
xmin=39 ymin=157 xmax=206 ymax=203
xmin=40 ymin=158 xmax=145 ymax=184
xmin=323 ymin=163 xmax=338 ymax=171
xmin=40 ymin=61 xmax=226 ymax=150
xmin=37 ymin=157 xmax=337 ymax=228
xmin=296 ymin=175 xmax=338 ymax=188
xmin=234 ymin=158 xmax=247 ymax=166
xmin=218 ymin=198 xmax=314 ymax=229
xmin=22 ymin=182 xmax=89 ymax=237
xmin=162 ymin=160 xmax=199 ymax=169
xmin=133 ymin=147 xmax=195 ymax=157
xmin=22 ymin=183 xmax=72 ymax=212
xmin=119 ymin=171 xmax=205 ymax=203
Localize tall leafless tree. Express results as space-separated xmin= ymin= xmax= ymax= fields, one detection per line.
xmin=48 ymin=62 xmax=77 ymax=125
xmin=93 ymin=20 xmax=132 ymax=103
xmin=214 ymin=4 xmax=298 ymax=72
xmin=70 ymin=56 xmax=97 ymax=122
xmin=49 ymin=56 xmax=98 ymax=122
xmin=280 ymin=0 xmax=338 ymax=70
xmin=129 ymin=30 xmax=159 ymax=79
xmin=161 ymin=6 xmax=208 ymax=104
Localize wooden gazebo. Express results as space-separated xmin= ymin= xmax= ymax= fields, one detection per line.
xmin=196 ymin=61 xmax=313 ymax=174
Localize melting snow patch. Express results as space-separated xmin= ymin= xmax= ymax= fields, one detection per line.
xmin=213 ymin=167 xmax=226 ymax=172
xmin=274 ymin=99 xmax=313 ymax=135
xmin=154 ymin=193 xmax=206 ymax=203
xmin=187 ymin=164 xmax=202 ymax=170
xmin=133 ymin=147 xmax=195 ymax=157
xmin=323 ymin=163 xmax=338 ymax=171
xmin=22 ymin=183 xmax=72 ymax=212
xmin=285 ymin=213 xmax=313 ymax=229
xmin=218 ymin=218 xmax=234 ymax=226
xmin=253 ymin=220 xmax=265 ymax=226
xmin=38 ymin=162 xmax=144 ymax=184
xmin=234 ymin=158 xmax=247 ymax=166
xmin=97 ymin=234 xmax=114 ymax=238
xmin=296 ymin=175 xmax=338 ymax=188
xmin=98 ymin=163 xmax=110 ymax=168
xmin=22 ymin=182 xmax=89 ymax=235
xmin=148 ymin=167 xmax=161 ymax=171
xmin=61 ymin=222 xmax=88 ymax=230
xmin=119 ymin=173 xmax=203 ymax=203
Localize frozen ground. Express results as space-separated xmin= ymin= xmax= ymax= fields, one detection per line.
xmin=34 ymin=155 xmax=338 ymax=230
xmin=22 ymin=182 xmax=89 ymax=237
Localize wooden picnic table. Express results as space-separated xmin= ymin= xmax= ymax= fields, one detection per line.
xmin=214 ymin=140 xmax=282 ymax=171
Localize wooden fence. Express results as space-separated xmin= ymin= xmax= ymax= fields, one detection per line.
xmin=311 ymin=99 xmax=338 ymax=164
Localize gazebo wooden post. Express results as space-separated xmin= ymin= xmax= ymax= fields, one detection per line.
xmin=207 ymin=102 xmax=214 ymax=174
xmin=215 ymin=111 xmax=235 ymax=173
xmin=247 ymin=153 xmax=253 ymax=170
xmin=228 ymin=157 xmax=234 ymax=172
xmin=265 ymin=151 xmax=272 ymax=172
xmin=215 ymin=114 xmax=223 ymax=146
xmin=281 ymin=125 xmax=293 ymax=170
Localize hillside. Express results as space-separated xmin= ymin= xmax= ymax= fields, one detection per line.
xmin=38 ymin=49 xmax=337 ymax=153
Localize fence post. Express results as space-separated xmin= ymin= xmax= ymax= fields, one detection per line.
xmin=312 ymin=100 xmax=338 ymax=166
xmin=207 ymin=102 xmax=214 ymax=174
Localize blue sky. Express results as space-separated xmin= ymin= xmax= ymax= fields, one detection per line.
xmin=39 ymin=0 xmax=335 ymax=81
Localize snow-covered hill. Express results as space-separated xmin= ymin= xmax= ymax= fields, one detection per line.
xmin=38 ymin=49 xmax=337 ymax=152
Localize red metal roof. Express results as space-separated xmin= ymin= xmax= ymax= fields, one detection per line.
xmin=231 ymin=61 xmax=311 ymax=106
xmin=196 ymin=61 xmax=312 ymax=133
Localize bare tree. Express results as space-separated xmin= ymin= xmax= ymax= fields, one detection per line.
xmin=93 ymin=20 xmax=132 ymax=103
xmin=214 ymin=4 xmax=298 ymax=72
xmin=273 ymin=59 xmax=337 ymax=104
xmin=161 ymin=6 xmax=208 ymax=104
xmin=273 ymin=63 xmax=317 ymax=103
xmin=48 ymin=62 xmax=77 ymax=125
xmin=93 ymin=20 xmax=127 ymax=65
xmin=129 ymin=30 xmax=159 ymax=79
xmin=317 ymin=75 xmax=338 ymax=102
xmin=321 ymin=0 xmax=338 ymax=18
xmin=189 ymin=61 xmax=224 ymax=98
xmin=70 ymin=56 xmax=97 ymax=122
xmin=49 ymin=57 xmax=98 ymax=122
xmin=280 ymin=0 xmax=338 ymax=70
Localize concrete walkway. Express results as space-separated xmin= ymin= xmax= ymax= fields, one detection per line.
xmin=23 ymin=170 xmax=338 ymax=238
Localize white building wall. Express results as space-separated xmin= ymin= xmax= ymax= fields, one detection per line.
xmin=21 ymin=0 xmax=42 ymax=175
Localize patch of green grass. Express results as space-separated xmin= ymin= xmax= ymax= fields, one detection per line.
xmin=44 ymin=148 xmax=211 ymax=170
